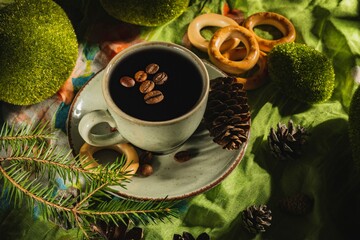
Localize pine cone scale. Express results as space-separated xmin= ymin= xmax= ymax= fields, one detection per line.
xmin=242 ymin=204 xmax=272 ymax=234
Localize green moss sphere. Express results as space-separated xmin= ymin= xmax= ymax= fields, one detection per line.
xmin=268 ymin=42 xmax=335 ymax=104
xmin=0 ymin=0 xmax=78 ymax=105
xmin=100 ymin=0 xmax=189 ymax=27
xmin=349 ymin=86 xmax=360 ymax=171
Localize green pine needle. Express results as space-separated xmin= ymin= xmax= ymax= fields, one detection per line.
xmin=0 ymin=121 xmax=179 ymax=238
xmin=0 ymin=121 xmax=54 ymax=144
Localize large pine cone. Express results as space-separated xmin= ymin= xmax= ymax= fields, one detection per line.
xmin=278 ymin=193 xmax=314 ymax=216
xmin=268 ymin=119 xmax=308 ymax=160
xmin=242 ymin=204 xmax=272 ymax=234
xmin=203 ymin=77 xmax=251 ymax=150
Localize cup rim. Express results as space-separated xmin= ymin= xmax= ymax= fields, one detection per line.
xmin=102 ymin=41 xmax=210 ymax=126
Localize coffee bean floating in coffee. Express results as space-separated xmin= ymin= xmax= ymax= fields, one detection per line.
xmin=119 ymin=76 xmax=135 ymax=88
xmin=118 ymin=63 xmax=169 ymax=104
xmin=153 ymin=72 xmax=168 ymax=85
xmin=139 ymin=80 xmax=155 ymax=94
xmin=134 ymin=70 xmax=148 ymax=82
xmin=145 ymin=63 xmax=159 ymax=74
xmin=144 ymin=90 xmax=164 ymax=104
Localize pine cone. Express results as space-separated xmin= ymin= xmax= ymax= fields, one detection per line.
xmin=268 ymin=119 xmax=308 ymax=160
xmin=242 ymin=204 xmax=272 ymax=234
xmin=173 ymin=231 xmax=210 ymax=240
xmin=91 ymin=219 xmax=143 ymax=240
xmin=203 ymin=77 xmax=251 ymax=150
xmin=278 ymin=193 xmax=314 ymax=216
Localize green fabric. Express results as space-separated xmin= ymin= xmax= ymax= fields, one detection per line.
xmin=1 ymin=0 xmax=360 ymax=239
xmin=141 ymin=1 xmax=360 ymax=238
xmin=349 ymin=87 xmax=360 ymax=171
xmin=0 ymin=207 xmax=78 ymax=239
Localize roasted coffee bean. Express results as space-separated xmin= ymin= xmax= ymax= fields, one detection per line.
xmin=174 ymin=150 xmax=192 ymax=162
xmin=153 ymin=72 xmax=168 ymax=85
xmin=119 ymin=76 xmax=135 ymax=88
xmin=145 ymin=63 xmax=159 ymax=74
xmin=134 ymin=70 xmax=147 ymax=82
xmin=144 ymin=90 xmax=164 ymax=104
xmin=140 ymin=164 xmax=153 ymax=177
xmin=139 ymin=80 xmax=155 ymax=94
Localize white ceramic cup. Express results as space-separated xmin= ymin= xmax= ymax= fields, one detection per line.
xmin=78 ymin=41 xmax=209 ymax=154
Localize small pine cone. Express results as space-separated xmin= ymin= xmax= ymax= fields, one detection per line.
xmin=268 ymin=119 xmax=308 ymax=160
xmin=173 ymin=232 xmax=210 ymax=240
xmin=91 ymin=219 xmax=143 ymax=240
xmin=203 ymin=77 xmax=250 ymax=150
xmin=242 ymin=204 xmax=272 ymax=234
xmin=278 ymin=193 xmax=314 ymax=216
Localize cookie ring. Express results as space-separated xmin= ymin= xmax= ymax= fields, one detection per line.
xmin=230 ymin=50 xmax=268 ymax=90
xmin=187 ymin=13 xmax=240 ymax=52
xmin=79 ymin=143 xmax=139 ymax=177
xmin=243 ymin=12 xmax=296 ymax=52
xmin=208 ymin=25 xmax=260 ymax=75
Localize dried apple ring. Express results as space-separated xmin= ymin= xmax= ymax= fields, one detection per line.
xmin=208 ymin=25 xmax=260 ymax=75
xmin=187 ymin=13 xmax=240 ymax=52
xmin=79 ymin=142 xmax=139 ymax=177
xmin=243 ymin=12 xmax=296 ymax=52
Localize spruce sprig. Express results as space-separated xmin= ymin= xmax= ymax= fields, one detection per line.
xmin=0 ymin=121 xmax=54 ymax=145
xmin=0 ymin=121 xmax=179 ymax=239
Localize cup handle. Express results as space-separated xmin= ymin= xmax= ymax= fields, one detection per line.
xmin=78 ymin=110 xmax=126 ymax=147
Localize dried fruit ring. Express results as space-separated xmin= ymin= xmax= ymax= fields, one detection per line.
xmin=208 ymin=25 xmax=260 ymax=75
xmin=187 ymin=13 xmax=240 ymax=52
xmin=79 ymin=142 xmax=139 ymax=177
xmin=223 ymin=49 xmax=268 ymax=90
xmin=243 ymin=12 xmax=296 ymax=52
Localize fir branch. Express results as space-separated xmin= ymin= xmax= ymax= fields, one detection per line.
xmin=0 ymin=121 xmax=180 ymax=239
xmin=0 ymin=164 xmax=65 ymax=210
xmin=86 ymin=198 xmax=178 ymax=223
xmin=1 ymin=162 xmax=179 ymax=237
xmin=0 ymin=150 xmax=137 ymax=213
xmin=77 ymin=182 xmax=109 ymax=210
xmin=0 ymin=121 xmax=54 ymax=143
xmin=1 ymin=143 xmax=89 ymax=180
xmin=0 ymin=140 xmax=132 ymax=185
xmin=0 ymin=156 xmax=177 ymax=235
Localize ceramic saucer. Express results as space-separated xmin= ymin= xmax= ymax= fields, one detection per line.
xmin=66 ymin=61 xmax=249 ymax=201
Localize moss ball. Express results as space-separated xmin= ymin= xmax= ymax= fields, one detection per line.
xmin=349 ymin=86 xmax=360 ymax=171
xmin=0 ymin=0 xmax=78 ymax=105
xmin=268 ymin=42 xmax=335 ymax=104
xmin=100 ymin=0 xmax=189 ymax=27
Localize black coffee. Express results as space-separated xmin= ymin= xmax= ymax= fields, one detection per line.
xmin=108 ymin=47 xmax=204 ymax=121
